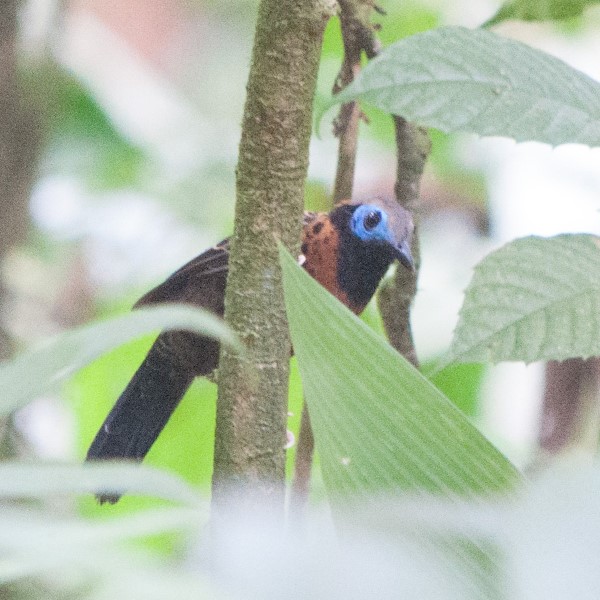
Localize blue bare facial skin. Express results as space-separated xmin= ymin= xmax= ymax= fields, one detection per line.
xmin=350 ymin=204 xmax=414 ymax=271
xmin=351 ymin=204 xmax=390 ymax=243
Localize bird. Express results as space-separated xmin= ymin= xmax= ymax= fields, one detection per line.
xmin=86 ymin=197 xmax=414 ymax=502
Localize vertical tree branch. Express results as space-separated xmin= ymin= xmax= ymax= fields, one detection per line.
xmin=536 ymin=358 xmax=600 ymax=458
xmin=0 ymin=0 xmax=40 ymax=260
xmin=0 ymin=0 xmax=43 ymax=459
xmin=0 ymin=0 xmax=41 ymax=360
xmin=289 ymin=402 xmax=314 ymax=518
xmin=377 ymin=117 xmax=430 ymax=368
xmin=212 ymin=0 xmax=333 ymax=515
xmin=331 ymin=0 xmax=380 ymax=203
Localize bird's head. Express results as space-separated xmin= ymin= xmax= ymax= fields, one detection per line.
xmin=345 ymin=199 xmax=415 ymax=271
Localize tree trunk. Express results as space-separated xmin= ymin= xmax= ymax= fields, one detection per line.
xmin=0 ymin=0 xmax=43 ymax=460
xmin=212 ymin=0 xmax=333 ymax=516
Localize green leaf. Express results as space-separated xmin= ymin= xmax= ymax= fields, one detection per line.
xmin=427 ymin=361 xmax=486 ymax=417
xmin=0 ymin=305 xmax=239 ymax=414
xmin=0 ymin=462 xmax=201 ymax=505
xmin=448 ymin=234 xmax=600 ymax=364
xmin=484 ymin=0 xmax=600 ymax=26
xmin=279 ymin=246 xmax=520 ymax=501
xmin=0 ymin=505 xmax=200 ymax=553
xmin=0 ymin=504 xmax=204 ymax=586
xmin=324 ymin=27 xmax=600 ymax=147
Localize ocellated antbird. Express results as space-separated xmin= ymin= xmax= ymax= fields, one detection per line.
xmin=86 ymin=198 xmax=414 ymax=502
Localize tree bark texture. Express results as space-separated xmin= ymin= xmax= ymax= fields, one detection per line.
xmin=0 ymin=0 xmax=43 ymax=463
xmin=537 ymin=358 xmax=600 ymax=456
xmin=377 ymin=117 xmax=430 ymax=368
xmin=0 ymin=0 xmax=40 ymax=264
xmin=331 ymin=0 xmax=380 ymax=203
xmin=212 ymin=0 xmax=333 ymax=513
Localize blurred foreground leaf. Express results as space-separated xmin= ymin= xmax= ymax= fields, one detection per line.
xmin=448 ymin=234 xmax=600 ymax=364
xmin=0 ymin=305 xmax=238 ymax=414
xmin=0 ymin=503 xmax=211 ymax=595
xmin=0 ymin=462 xmax=201 ymax=505
xmin=324 ymin=27 xmax=600 ymax=147
xmin=484 ymin=0 xmax=600 ymax=26
xmin=279 ymin=246 xmax=520 ymax=500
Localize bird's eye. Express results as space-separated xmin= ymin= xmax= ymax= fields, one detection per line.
xmin=363 ymin=210 xmax=381 ymax=231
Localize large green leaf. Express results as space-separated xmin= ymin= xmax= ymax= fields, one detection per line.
xmin=448 ymin=234 xmax=600 ymax=365
xmin=279 ymin=246 xmax=520 ymax=500
xmin=324 ymin=27 xmax=600 ymax=147
xmin=0 ymin=305 xmax=239 ymax=414
xmin=484 ymin=0 xmax=600 ymax=26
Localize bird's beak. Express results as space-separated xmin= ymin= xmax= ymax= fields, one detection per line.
xmin=394 ymin=240 xmax=415 ymax=271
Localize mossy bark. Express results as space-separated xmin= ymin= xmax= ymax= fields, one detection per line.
xmin=212 ymin=0 xmax=333 ymax=512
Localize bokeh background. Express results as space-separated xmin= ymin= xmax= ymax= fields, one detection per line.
xmin=3 ymin=0 xmax=600 ymax=517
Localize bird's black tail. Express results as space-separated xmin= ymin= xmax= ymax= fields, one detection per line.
xmin=85 ymin=337 xmax=195 ymax=503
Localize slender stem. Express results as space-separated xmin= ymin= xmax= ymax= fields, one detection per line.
xmin=332 ymin=89 xmax=361 ymax=203
xmin=212 ymin=0 xmax=333 ymax=517
xmin=289 ymin=403 xmax=314 ymax=519
xmin=536 ymin=358 xmax=600 ymax=457
xmin=377 ymin=117 xmax=430 ymax=365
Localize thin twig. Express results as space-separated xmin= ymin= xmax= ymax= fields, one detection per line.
xmin=377 ymin=117 xmax=430 ymax=364
xmin=289 ymin=403 xmax=314 ymax=520
xmin=332 ymin=2 xmax=380 ymax=201
xmin=332 ymin=71 xmax=361 ymax=202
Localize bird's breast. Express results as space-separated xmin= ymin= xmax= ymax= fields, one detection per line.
xmin=301 ymin=216 xmax=362 ymax=314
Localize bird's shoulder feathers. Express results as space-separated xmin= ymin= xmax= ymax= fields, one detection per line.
xmin=135 ymin=239 xmax=229 ymax=310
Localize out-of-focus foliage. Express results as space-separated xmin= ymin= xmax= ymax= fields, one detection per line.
xmin=0 ymin=461 xmax=200 ymax=504
xmin=484 ymin=0 xmax=600 ymax=26
xmin=326 ymin=26 xmax=600 ymax=147
xmin=3 ymin=450 xmax=600 ymax=599
xmin=0 ymin=304 xmax=237 ymax=415
xmin=0 ymin=496 xmax=211 ymax=598
xmin=449 ymin=234 xmax=600 ymax=364
xmin=44 ymin=68 xmax=146 ymax=190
